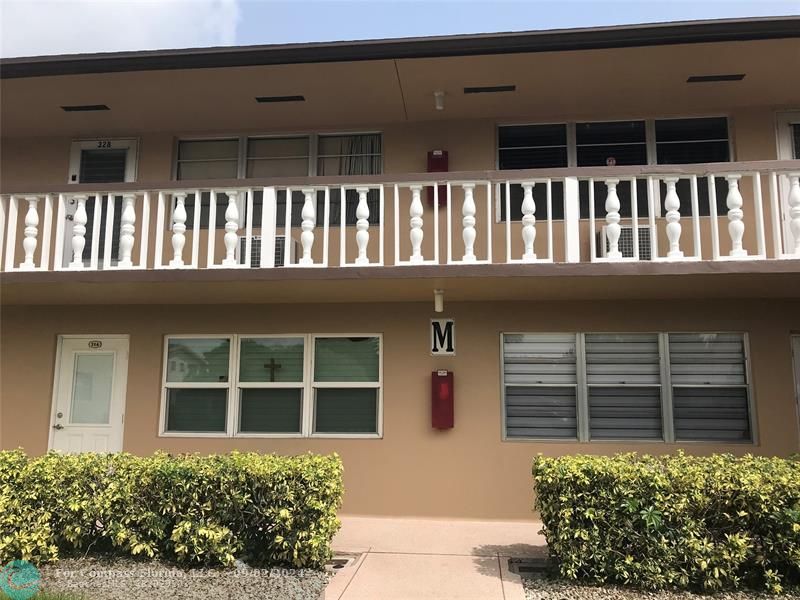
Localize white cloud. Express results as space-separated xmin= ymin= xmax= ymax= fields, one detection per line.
xmin=0 ymin=0 xmax=241 ymax=58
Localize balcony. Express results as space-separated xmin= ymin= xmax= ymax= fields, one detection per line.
xmin=1 ymin=160 xmax=799 ymax=304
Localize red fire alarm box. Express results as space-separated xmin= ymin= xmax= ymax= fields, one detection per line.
xmin=432 ymin=370 xmax=454 ymax=429
xmin=427 ymin=150 xmax=448 ymax=208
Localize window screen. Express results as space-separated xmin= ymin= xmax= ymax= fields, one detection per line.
xmin=498 ymin=125 xmax=568 ymax=170
xmin=576 ymin=121 xmax=648 ymax=219
xmin=317 ymin=134 xmax=382 ymax=227
xmin=238 ymin=337 xmax=304 ymax=434
xmin=313 ymin=337 xmax=380 ymax=434
xmin=792 ymin=123 xmax=800 ymax=159
xmin=246 ymin=137 xmax=309 ymax=178
xmin=669 ymin=333 xmax=751 ymax=442
xmin=655 ymin=117 xmax=730 ymax=216
xmin=79 ymin=149 xmax=127 ymax=183
xmin=502 ymin=334 xmax=578 ymax=439
xmin=498 ymin=125 xmax=567 ymax=221
xmin=164 ymin=338 xmax=231 ymax=433
xmin=576 ymin=121 xmax=647 ymax=167
xmin=585 ymin=333 xmax=662 ymax=440
xmin=176 ymin=139 xmax=239 ymax=180
xmin=317 ymin=134 xmax=382 ymax=176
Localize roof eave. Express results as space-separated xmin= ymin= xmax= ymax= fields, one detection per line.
xmin=1 ymin=16 xmax=798 ymax=79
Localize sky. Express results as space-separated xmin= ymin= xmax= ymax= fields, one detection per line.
xmin=1 ymin=0 xmax=798 ymax=58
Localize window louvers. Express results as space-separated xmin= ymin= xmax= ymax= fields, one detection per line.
xmin=503 ymin=334 xmax=578 ymax=439
xmin=585 ymin=333 xmax=662 ymax=440
xmin=502 ymin=332 xmax=752 ymax=443
xmin=669 ymin=333 xmax=751 ymax=441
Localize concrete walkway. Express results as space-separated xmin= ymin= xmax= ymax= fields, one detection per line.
xmin=322 ymin=516 xmax=547 ymax=600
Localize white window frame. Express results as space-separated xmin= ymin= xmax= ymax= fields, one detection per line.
xmin=160 ymin=333 xmax=382 ymax=438
xmin=494 ymin=115 xmax=734 ymax=223
xmin=172 ymin=131 xmax=383 ymax=181
xmin=315 ymin=133 xmax=384 ymax=176
xmin=173 ymin=136 xmax=242 ymax=180
xmin=244 ymin=135 xmax=314 ymax=179
xmin=235 ymin=334 xmax=308 ymax=438
xmin=68 ymin=138 xmax=139 ymax=184
xmin=310 ymin=333 xmax=384 ymax=439
xmin=500 ymin=331 xmax=756 ymax=444
xmin=160 ymin=334 xmax=235 ymax=438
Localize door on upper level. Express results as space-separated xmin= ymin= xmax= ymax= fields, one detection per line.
xmin=50 ymin=336 xmax=129 ymax=453
xmin=62 ymin=139 xmax=138 ymax=267
xmin=776 ymin=112 xmax=799 ymax=252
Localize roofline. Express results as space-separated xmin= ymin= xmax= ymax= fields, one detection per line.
xmin=1 ymin=16 xmax=798 ymax=79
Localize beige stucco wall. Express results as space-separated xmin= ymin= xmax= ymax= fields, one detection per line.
xmin=2 ymin=299 xmax=799 ymax=519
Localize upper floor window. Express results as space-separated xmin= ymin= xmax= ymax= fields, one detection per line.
xmin=174 ymin=133 xmax=383 ymax=228
xmin=317 ymin=133 xmax=382 ymax=176
xmin=498 ymin=116 xmax=731 ymax=220
xmin=175 ymin=132 xmax=382 ymax=181
xmin=176 ymin=138 xmax=239 ymax=180
xmin=576 ymin=120 xmax=647 ymax=166
xmin=246 ymin=136 xmax=310 ymax=178
xmin=498 ymin=124 xmax=567 ymax=170
xmin=655 ymin=117 xmax=730 ymax=164
xmin=793 ymin=123 xmax=800 ymax=159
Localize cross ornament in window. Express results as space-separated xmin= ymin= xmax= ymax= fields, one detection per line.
xmin=264 ymin=358 xmax=282 ymax=382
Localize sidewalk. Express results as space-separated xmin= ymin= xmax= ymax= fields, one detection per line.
xmin=322 ymin=515 xmax=546 ymax=600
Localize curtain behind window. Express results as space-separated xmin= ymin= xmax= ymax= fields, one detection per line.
xmin=317 ymin=134 xmax=382 ymax=225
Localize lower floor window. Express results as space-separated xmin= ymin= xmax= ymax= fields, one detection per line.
xmin=162 ymin=334 xmax=381 ymax=436
xmin=502 ymin=332 xmax=752 ymax=443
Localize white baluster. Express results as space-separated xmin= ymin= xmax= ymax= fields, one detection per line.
xmin=222 ymin=191 xmax=239 ymax=267
xmin=117 ymin=193 xmax=136 ymax=268
xmin=787 ymin=173 xmax=800 ymax=255
xmin=355 ymin=187 xmax=370 ymax=265
xmin=69 ymin=195 xmax=88 ymax=270
xmin=300 ymin=188 xmax=316 ymax=265
xmin=725 ymin=174 xmax=747 ymax=257
xmin=19 ymin=196 xmax=39 ymax=270
xmin=409 ymin=185 xmax=424 ymax=262
xmin=663 ymin=176 xmax=684 ymax=259
xmin=461 ymin=183 xmax=476 ymax=262
xmin=169 ymin=192 xmax=187 ymax=267
xmin=520 ymin=182 xmax=537 ymax=261
xmin=604 ymin=179 xmax=622 ymax=260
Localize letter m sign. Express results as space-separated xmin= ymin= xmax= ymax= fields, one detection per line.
xmin=431 ymin=319 xmax=455 ymax=356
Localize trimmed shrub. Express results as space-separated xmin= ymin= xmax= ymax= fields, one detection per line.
xmin=0 ymin=450 xmax=343 ymax=568
xmin=532 ymin=452 xmax=800 ymax=593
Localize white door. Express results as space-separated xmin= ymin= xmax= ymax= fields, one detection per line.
xmin=776 ymin=112 xmax=799 ymax=251
xmin=50 ymin=336 xmax=129 ymax=453
xmin=61 ymin=138 xmax=139 ymax=268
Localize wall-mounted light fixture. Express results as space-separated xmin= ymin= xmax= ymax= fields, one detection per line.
xmin=434 ymin=289 xmax=445 ymax=313
xmin=433 ymin=91 xmax=445 ymax=111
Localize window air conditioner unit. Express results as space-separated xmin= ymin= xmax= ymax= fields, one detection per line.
xmin=597 ymin=226 xmax=652 ymax=260
xmin=239 ymin=236 xmax=298 ymax=267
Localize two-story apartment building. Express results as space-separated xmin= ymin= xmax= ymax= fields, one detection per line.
xmin=1 ymin=17 xmax=799 ymax=519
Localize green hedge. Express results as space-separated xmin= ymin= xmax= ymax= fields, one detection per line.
xmin=532 ymin=452 xmax=800 ymax=593
xmin=0 ymin=450 xmax=343 ymax=568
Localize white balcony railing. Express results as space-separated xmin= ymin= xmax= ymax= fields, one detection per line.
xmin=1 ymin=161 xmax=799 ymax=273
